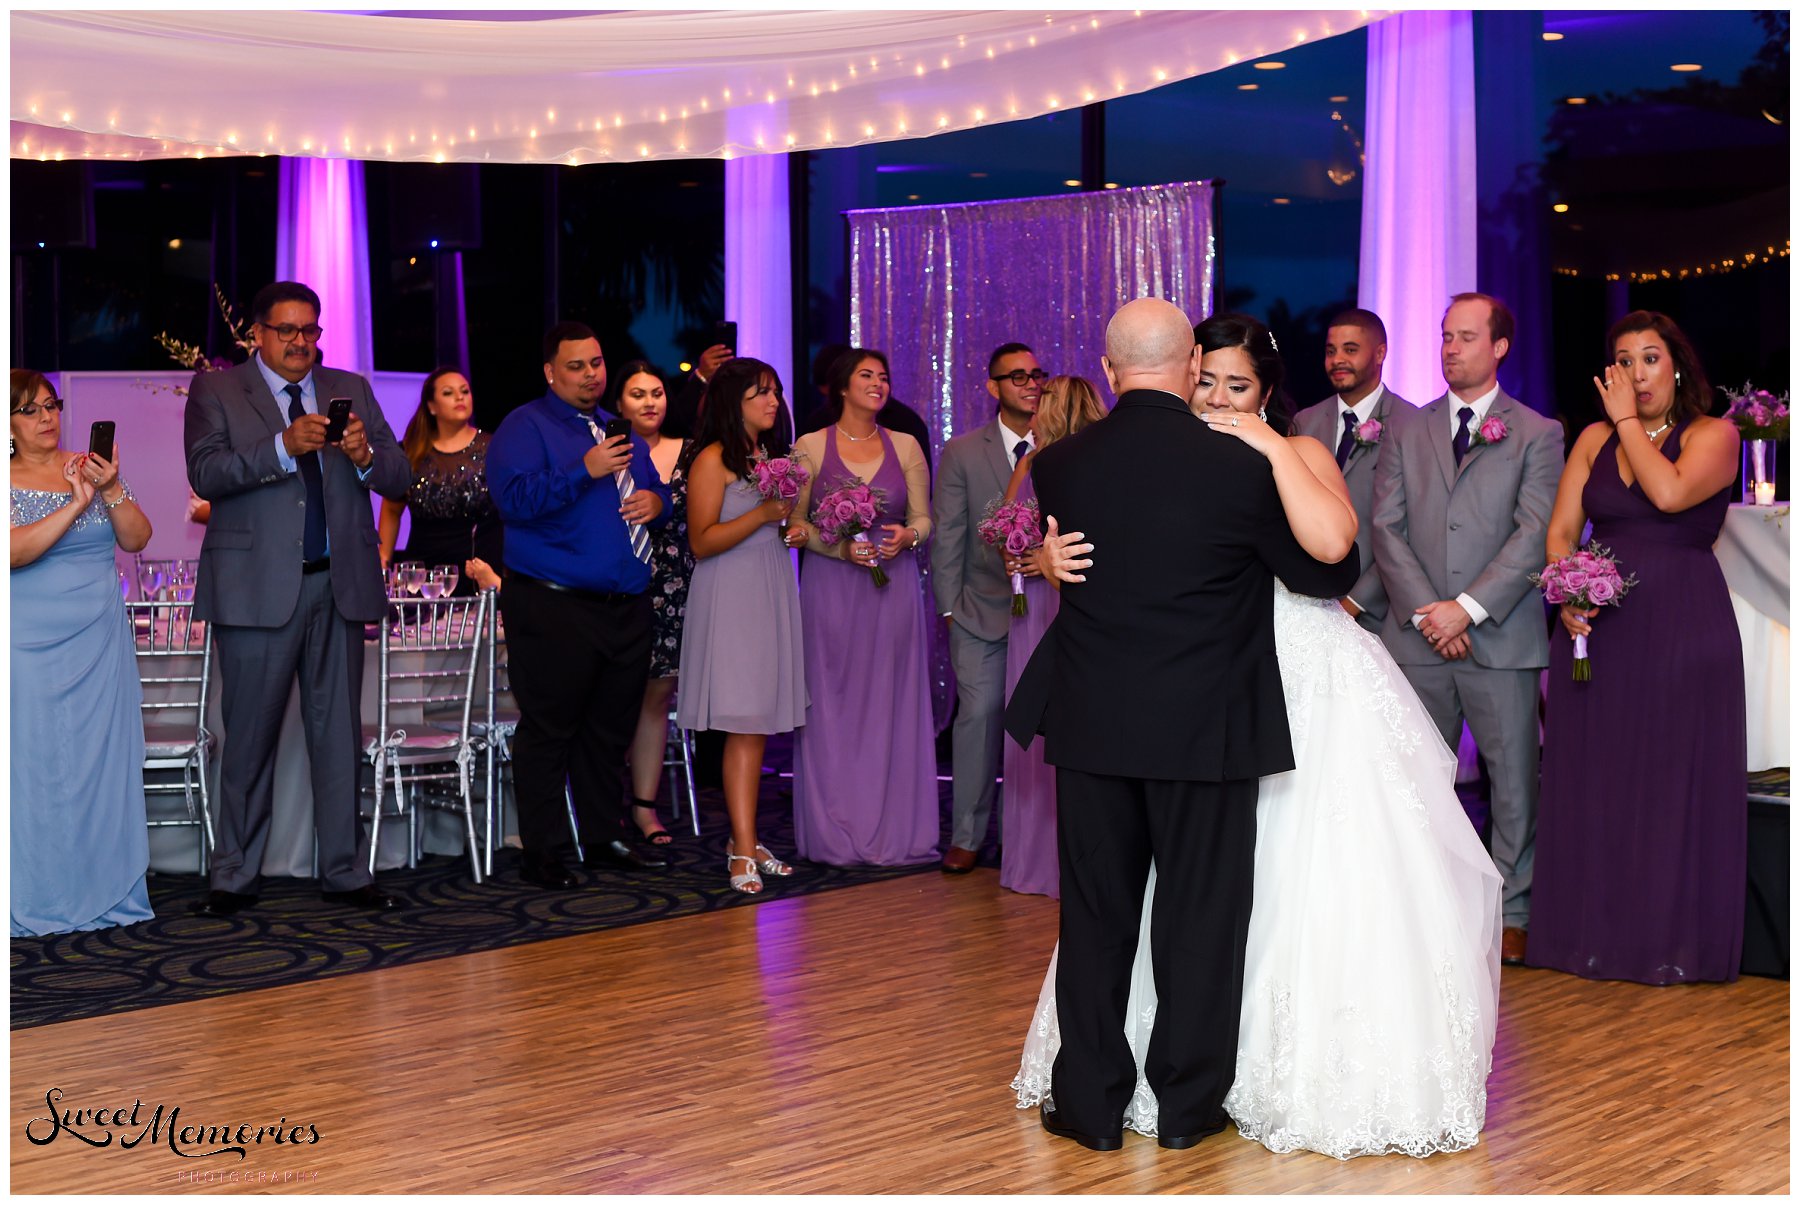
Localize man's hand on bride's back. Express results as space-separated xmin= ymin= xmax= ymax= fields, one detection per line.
xmin=1039 ymin=514 xmax=1094 ymax=584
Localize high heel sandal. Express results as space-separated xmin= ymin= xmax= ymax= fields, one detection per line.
xmin=753 ymin=844 xmax=794 ymax=877
xmin=726 ymin=851 xmax=763 ymax=895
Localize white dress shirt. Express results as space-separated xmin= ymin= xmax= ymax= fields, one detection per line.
xmin=998 ymin=415 xmax=1035 ymax=469
xmin=1335 ymin=385 xmax=1385 ymax=430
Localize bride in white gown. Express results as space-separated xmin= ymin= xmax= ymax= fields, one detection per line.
xmin=1012 ymin=315 xmax=1501 ymax=1159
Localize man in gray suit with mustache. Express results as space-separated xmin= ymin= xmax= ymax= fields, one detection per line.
xmin=1291 ymin=307 xmax=1414 ymax=635
xmin=1372 ymin=292 xmax=1565 ymax=967
xmin=930 ymin=341 xmax=1042 ymax=873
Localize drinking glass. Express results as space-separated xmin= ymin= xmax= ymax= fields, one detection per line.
xmin=437 ymin=564 xmax=460 ymax=596
xmin=403 ymin=563 xmax=427 ymax=596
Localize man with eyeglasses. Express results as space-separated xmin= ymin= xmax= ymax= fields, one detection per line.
xmin=184 ymin=280 xmax=412 ymax=917
xmin=930 ymin=341 xmax=1043 ymax=873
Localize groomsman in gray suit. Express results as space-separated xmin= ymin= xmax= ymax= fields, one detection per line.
xmin=1371 ymin=292 xmax=1564 ymax=966
xmin=930 ymin=342 xmax=1043 ymax=872
xmin=1291 ymin=308 xmax=1414 ymax=635
xmin=184 ymin=280 xmax=412 ymax=916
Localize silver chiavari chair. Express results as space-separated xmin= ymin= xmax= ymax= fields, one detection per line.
xmin=664 ymin=704 xmax=701 ymax=837
xmin=361 ymin=592 xmax=489 ymax=882
xmin=126 ymin=598 xmax=215 ymax=870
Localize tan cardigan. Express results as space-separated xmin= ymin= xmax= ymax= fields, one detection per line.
xmin=791 ymin=427 xmax=933 ymax=560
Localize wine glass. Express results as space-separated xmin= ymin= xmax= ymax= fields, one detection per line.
xmin=118 ymin=568 xmax=131 ymax=601
xmin=403 ymin=563 xmax=427 ymax=596
xmin=437 ymin=564 xmax=460 ymax=596
xmin=418 ymin=574 xmax=444 ymax=601
xmin=138 ymin=562 xmax=169 ymax=602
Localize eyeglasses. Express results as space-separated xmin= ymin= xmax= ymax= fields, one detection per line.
xmin=11 ymin=397 xmax=64 ymax=417
xmin=262 ymin=323 xmax=324 ymax=343
xmin=990 ymin=369 xmax=1049 ymax=387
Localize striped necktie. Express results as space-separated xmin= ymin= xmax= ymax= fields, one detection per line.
xmin=587 ymin=417 xmax=651 ymax=564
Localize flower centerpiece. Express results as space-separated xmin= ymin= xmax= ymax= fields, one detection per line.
xmin=1723 ymin=382 xmax=1788 ymax=505
xmin=144 ymin=285 xmax=256 ymax=395
xmin=978 ymin=497 xmax=1043 ymax=615
xmin=811 ymin=477 xmax=889 ymax=587
xmin=1530 ymin=543 xmax=1639 ymax=681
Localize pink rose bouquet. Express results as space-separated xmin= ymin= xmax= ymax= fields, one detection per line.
xmin=750 ymin=454 xmax=809 ymax=504
xmin=811 ymin=477 xmax=890 ymax=587
xmin=1530 ymin=542 xmax=1638 ymax=681
xmin=978 ymin=497 xmax=1043 ymax=615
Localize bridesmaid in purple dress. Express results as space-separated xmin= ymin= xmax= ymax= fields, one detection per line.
xmin=1530 ymin=311 xmax=1746 ymax=983
xmin=791 ymin=350 xmax=939 ymax=866
xmin=677 ymin=358 xmax=811 ymax=895
xmin=998 ymin=375 xmax=1111 ymax=898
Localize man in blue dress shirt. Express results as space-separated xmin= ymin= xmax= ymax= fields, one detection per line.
xmin=487 ymin=321 xmax=674 ymax=889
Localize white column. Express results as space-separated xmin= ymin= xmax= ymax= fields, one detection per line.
xmin=1358 ymin=12 xmax=1477 ymax=406
xmin=274 ymin=157 xmax=375 ymax=379
xmin=724 ymin=153 xmax=794 ymax=405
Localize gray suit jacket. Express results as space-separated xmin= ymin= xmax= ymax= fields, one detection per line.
xmin=1370 ymin=388 xmax=1564 ymax=670
xmin=930 ymin=421 xmax=1018 ymax=643
xmin=185 ymin=359 xmax=410 ymax=627
xmin=1292 ymin=385 xmax=1415 ymax=630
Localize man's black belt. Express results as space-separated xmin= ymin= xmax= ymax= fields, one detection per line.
xmin=302 ymin=557 xmax=331 ymax=574
xmin=510 ymin=573 xmax=637 ymax=605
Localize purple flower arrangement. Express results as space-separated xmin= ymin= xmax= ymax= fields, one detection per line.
xmin=978 ymin=497 xmax=1043 ymax=615
xmin=812 ymin=478 xmax=890 ymax=587
xmin=750 ymin=455 xmax=809 ymax=503
xmin=1530 ymin=542 xmax=1638 ymax=681
xmin=1723 ymin=383 xmax=1790 ymax=441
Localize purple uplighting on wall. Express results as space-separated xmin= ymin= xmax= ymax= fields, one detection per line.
xmin=274 ymin=157 xmax=375 ymax=378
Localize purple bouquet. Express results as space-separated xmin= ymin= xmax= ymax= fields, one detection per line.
xmin=751 ymin=455 xmax=809 ymax=503
xmin=1531 ymin=542 xmax=1638 ymax=681
xmin=812 ymin=478 xmax=890 ymax=587
xmin=978 ymin=498 xmax=1043 ymax=615
xmin=1723 ymin=383 xmax=1790 ymax=441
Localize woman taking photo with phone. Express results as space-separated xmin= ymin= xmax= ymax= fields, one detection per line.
xmin=11 ymin=369 xmax=155 ymax=935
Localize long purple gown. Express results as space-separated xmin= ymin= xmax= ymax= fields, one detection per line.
xmin=1000 ymin=482 xmax=1060 ymax=899
xmin=793 ymin=429 xmax=939 ymax=866
xmin=1528 ymin=423 xmax=1746 ymax=984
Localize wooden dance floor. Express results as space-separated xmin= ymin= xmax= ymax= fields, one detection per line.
xmin=11 ymin=870 xmax=1788 ymax=1194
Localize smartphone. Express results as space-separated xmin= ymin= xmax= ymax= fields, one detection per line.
xmin=88 ymin=421 xmax=115 ymax=463
xmin=713 ymin=319 xmax=738 ymax=354
xmin=324 ymin=397 xmax=353 ymax=443
xmin=603 ymin=417 xmax=632 ymax=443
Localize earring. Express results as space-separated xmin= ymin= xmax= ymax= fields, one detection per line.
xmin=1258 ymin=406 xmax=1268 ymax=422
xmin=1675 ymin=370 xmax=1683 ymax=387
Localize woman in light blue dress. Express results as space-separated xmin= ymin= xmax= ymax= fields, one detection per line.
xmin=10 ymin=369 xmax=156 ymax=936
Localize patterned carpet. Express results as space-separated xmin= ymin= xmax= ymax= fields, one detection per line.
xmin=10 ymin=771 xmax=988 ymax=1031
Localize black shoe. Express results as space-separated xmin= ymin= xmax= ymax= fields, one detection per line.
xmin=320 ymin=884 xmax=402 ymax=911
xmin=520 ymin=858 xmax=579 ymax=890
xmin=1040 ymin=1104 xmax=1123 ymax=1152
xmin=1157 ymin=1118 xmax=1229 ymax=1150
xmin=583 ymin=838 xmax=668 ymax=872
xmin=190 ymin=889 xmax=258 ymax=918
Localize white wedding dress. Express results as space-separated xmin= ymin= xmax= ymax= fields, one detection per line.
xmin=1012 ymin=582 xmax=1503 ymax=1159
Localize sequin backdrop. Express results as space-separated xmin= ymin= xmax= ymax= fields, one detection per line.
xmin=847 ymin=180 xmax=1218 ymax=729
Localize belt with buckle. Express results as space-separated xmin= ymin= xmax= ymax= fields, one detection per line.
xmin=301 ymin=557 xmax=331 ymax=574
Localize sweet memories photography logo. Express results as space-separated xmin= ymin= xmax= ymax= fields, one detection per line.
xmin=24 ymin=1088 xmax=322 ymax=1161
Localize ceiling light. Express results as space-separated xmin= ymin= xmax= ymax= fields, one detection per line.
xmin=1254 ymin=60 xmax=1286 ymax=70
xmin=1552 ymin=203 xmax=1569 ymax=213
xmin=1104 ymin=182 xmax=1119 ymax=190
xmin=1329 ymin=95 xmax=1349 ymax=102
xmin=1566 ymin=96 xmax=1588 ymax=105
xmin=906 ymin=194 xmax=920 ymax=201
xmin=1063 ymin=179 xmax=1082 ymax=187
xmin=1273 ymin=197 xmax=1290 ymax=205
xmin=1238 ymin=83 xmax=1260 ymax=91
xmin=968 ymin=171 xmax=988 ymax=178
xmin=1542 ymin=31 xmax=1564 ymax=41
xmin=1671 ymin=63 xmax=1702 ymax=72
xmin=167 ymin=238 xmax=182 ymax=249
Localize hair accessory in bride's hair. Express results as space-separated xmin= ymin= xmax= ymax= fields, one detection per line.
xmin=1268 ymin=330 xmax=1280 ymax=354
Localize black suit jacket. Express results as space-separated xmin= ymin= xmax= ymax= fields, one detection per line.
xmin=1004 ymin=390 xmax=1359 ymax=782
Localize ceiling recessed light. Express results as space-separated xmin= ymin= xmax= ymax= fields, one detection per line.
xmin=1063 ymin=179 xmax=1082 ymax=187
xmin=1254 ymin=60 xmax=1286 ymax=70
xmin=1671 ymin=63 xmax=1702 ymax=72
xmin=167 ymin=238 xmax=182 ymax=249
xmin=1565 ymin=96 xmax=1588 ymax=105
xmin=1104 ymin=182 xmax=1119 ymax=190
xmin=906 ymin=193 xmax=920 ymax=200
xmin=1329 ymin=95 xmax=1349 ymax=102
xmin=1552 ymin=203 xmax=1569 ymax=213
xmin=1238 ymin=83 xmax=1260 ymax=91
xmin=1542 ymin=31 xmax=1564 ymax=41
xmin=1273 ymin=197 xmax=1290 ymax=205
xmin=968 ymin=171 xmax=988 ymax=178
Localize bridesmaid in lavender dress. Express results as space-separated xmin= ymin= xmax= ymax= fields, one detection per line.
xmin=791 ymin=350 xmax=938 ymax=866
xmin=1531 ymin=311 xmax=1746 ymax=983
xmin=676 ymin=358 xmax=810 ymax=895
xmin=998 ymin=375 xmax=1110 ymax=898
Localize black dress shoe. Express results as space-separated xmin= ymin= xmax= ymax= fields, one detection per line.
xmin=520 ymin=859 xmax=579 ymax=890
xmin=583 ymin=838 xmax=667 ymax=872
xmin=1157 ymin=1118 xmax=1229 ymax=1150
xmin=320 ymin=884 xmax=402 ymax=911
xmin=1040 ymin=1103 xmax=1123 ymax=1152
xmin=190 ymin=889 xmax=257 ymax=918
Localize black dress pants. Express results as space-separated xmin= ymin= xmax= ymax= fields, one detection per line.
xmin=1052 ymin=767 xmax=1258 ymax=1139
xmin=500 ymin=576 xmax=652 ymax=864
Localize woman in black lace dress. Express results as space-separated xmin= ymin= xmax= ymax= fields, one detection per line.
xmin=379 ymin=367 xmax=504 ymax=594
xmin=615 ymin=362 xmax=693 ymax=844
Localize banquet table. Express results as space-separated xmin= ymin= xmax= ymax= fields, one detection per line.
xmin=1714 ymin=504 xmax=1789 ymax=773
xmin=143 ymin=626 xmax=514 ymax=877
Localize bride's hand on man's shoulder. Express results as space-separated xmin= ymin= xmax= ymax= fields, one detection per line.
xmin=1199 ymin=409 xmax=1282 ymax=456
xmin=1040 ymin=514 xmax=1094 ymax=583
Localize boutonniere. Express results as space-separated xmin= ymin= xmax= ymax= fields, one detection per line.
xmin=1354 ymin=419 xmax=1383 ymax=447
xmin=1471 ymin=415 xmax=1508 ymax=447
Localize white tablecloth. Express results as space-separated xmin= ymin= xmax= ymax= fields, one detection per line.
xmin=1715 ymin=504 xmax=1789 ymax=772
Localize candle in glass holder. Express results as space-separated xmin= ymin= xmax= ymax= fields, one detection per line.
xmin=1754 ymin=481 xmax=1777 ymax=507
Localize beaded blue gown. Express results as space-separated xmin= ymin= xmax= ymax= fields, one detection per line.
xmin=11 ymin=487 xmax=154 ymax=936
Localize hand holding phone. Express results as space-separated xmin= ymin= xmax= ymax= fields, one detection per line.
xmin=603 ymin=417 xmax=632 ymax=445
xmin=324 ymin=397 xmax=353 ymax=444
xmin=88 ymin=420 xmax=116 ymax=464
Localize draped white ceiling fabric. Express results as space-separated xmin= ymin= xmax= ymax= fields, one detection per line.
xmin=12 ymin=8 xmax=1386 ymax=164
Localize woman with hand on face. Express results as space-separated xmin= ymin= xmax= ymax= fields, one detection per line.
xmin=677 ymin=358 xmax=809 ymax=893
xmin=379 ymin=367 xmax=502 ymax=595
xmin=789 ymin=349 xmax=938 ymax=867
xmin=611 ymin=362 xmax=693 ymax=846
xmin=10 ymin=369 xmax=156 ymax=935
xmin=1528 ymin=311 xmax=1745 ymax=984
xmin=997 ymin=375 xmax=1108 ymax=899
xmin=1014 ymin=315 xmax=1502 ymax=1160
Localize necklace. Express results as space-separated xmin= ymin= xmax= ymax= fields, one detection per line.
xmin=837 ymin=424 xmax=878 ymax=442
xmin=1642 ymin=418 xmax=1673 ymax=441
